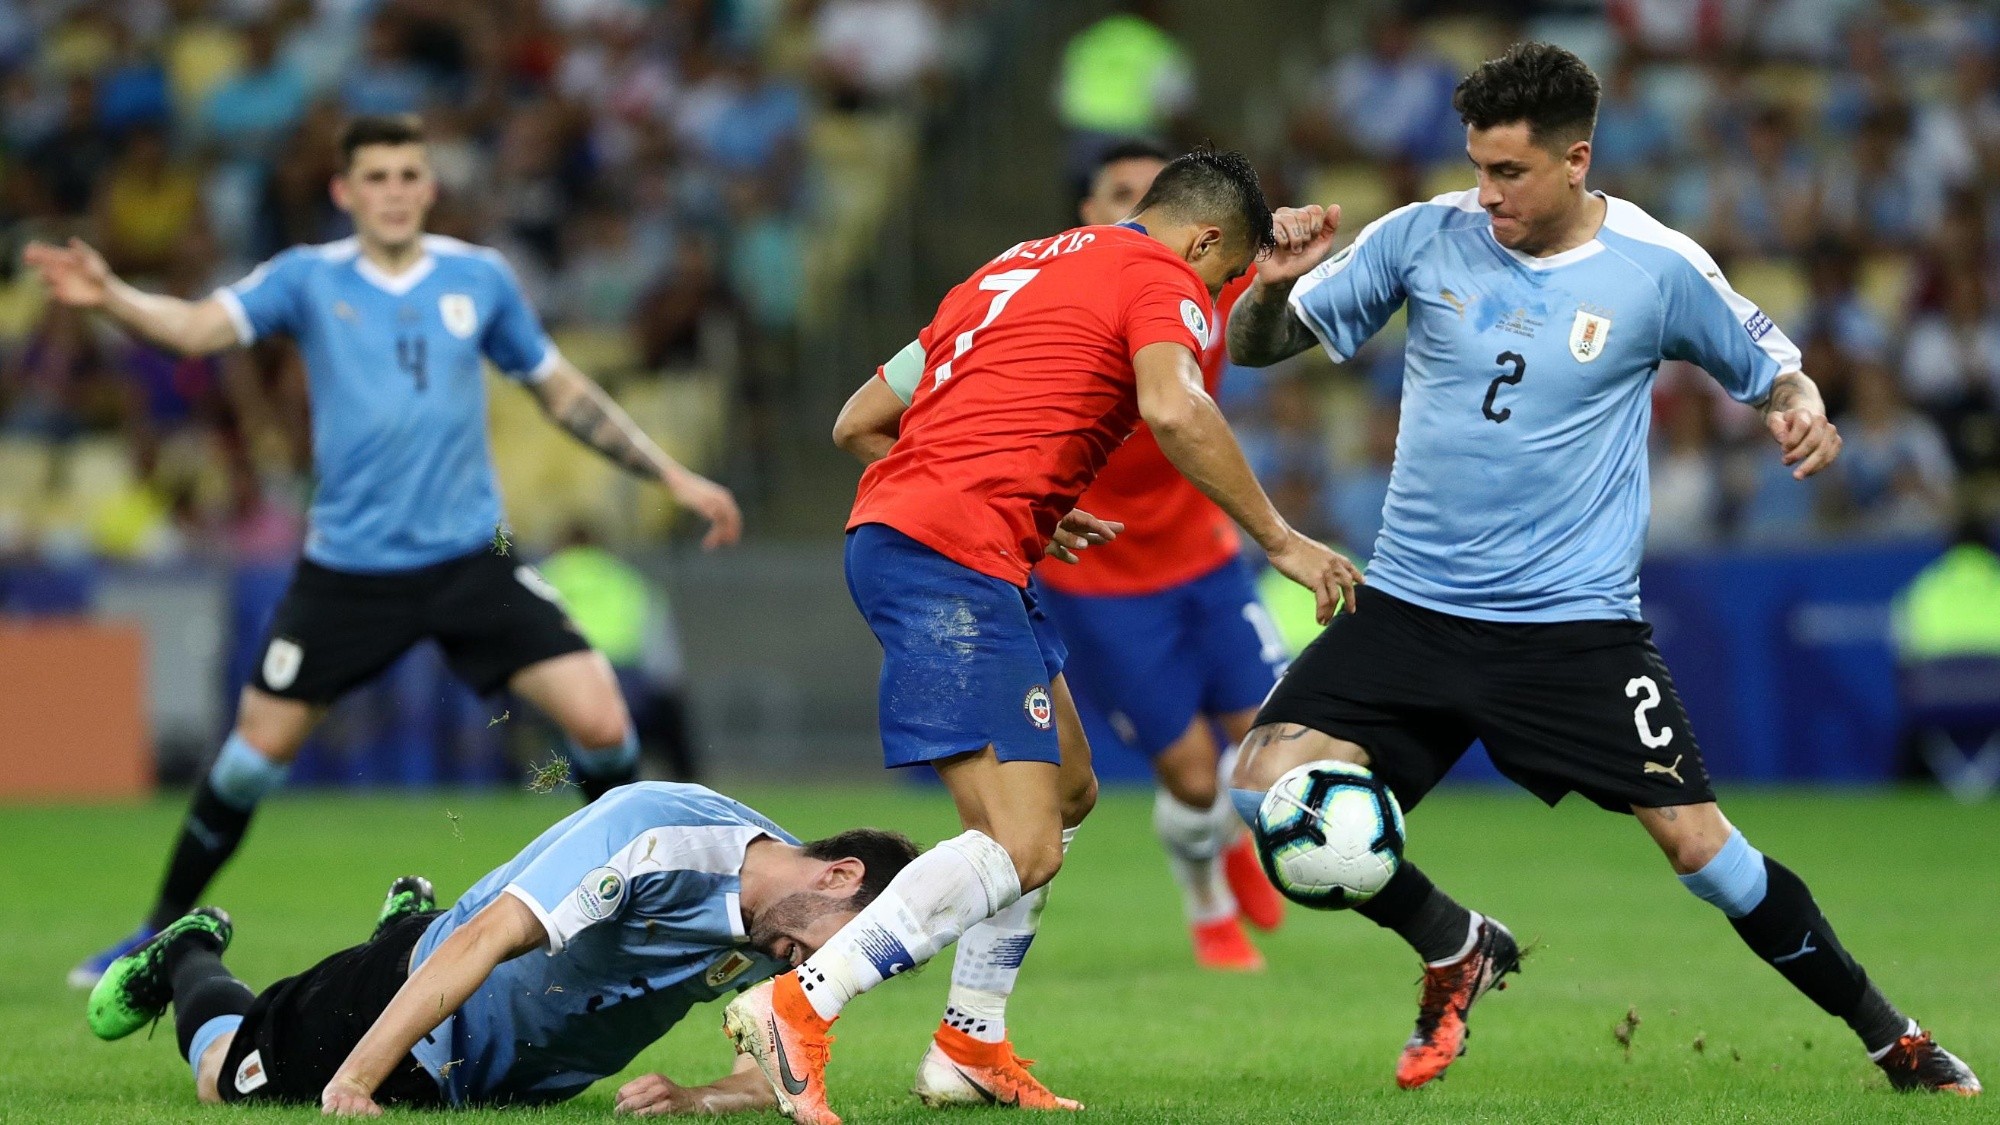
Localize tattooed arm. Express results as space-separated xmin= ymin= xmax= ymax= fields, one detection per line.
xmin=1226 ymin=277 xmax=1322 ymax=368
xmin=1756 ymin=370 xmax=1842 ymax=480
xmin=532 ymin=362 xmax=742 ymax=548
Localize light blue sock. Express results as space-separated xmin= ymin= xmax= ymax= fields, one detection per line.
xmin=209 ymin=733 xmax=288 ymax=812
xmin=570 ymin=727 xmax=639 ymax=779
xmin=1676 ymin=829 xmax=1768 ymax=918
xmin=1230 ymin=788 xmax=1266 ymax=831
xmin=186 ymin=1013 xmax=243 ymax=1075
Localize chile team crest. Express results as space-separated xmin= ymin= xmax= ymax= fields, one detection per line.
xmin=1569 ymin=307 xmax=1612 ymax=363
xmin=1024 ymin=685 xmax=1053 ymax=730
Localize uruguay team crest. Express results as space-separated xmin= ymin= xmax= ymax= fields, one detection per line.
xmin=262 ymin=638 xmax=303 ymax=691
xmin=439 ymin=293 xmax=477 ymax=339
xmin=1024 ymin=685 xmax=1053 ymax=730
xmin=704 ymin=950 xmax=754 ymax=989
xmin=1569 ymin=308 xmax=1612 ymax=363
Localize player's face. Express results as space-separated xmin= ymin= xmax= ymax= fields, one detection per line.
xmin=333 ymin=144 xmax=437 ymax=252
xmin=746 ymin=892 xmax=857 ymax=969
xmin=1184 ymin=225 xmax=1255 ymax=296
xmin=1079 ymin=157 xmax=1167 ymax=226
xmin=1466 ymin=122 xmax=1589 ymax=253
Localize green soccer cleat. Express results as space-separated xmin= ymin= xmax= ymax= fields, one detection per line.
xmin=373 ymin=875 xmax=436 ymax=939
xmin=86 ymin=907 xmax=232 ymax=1041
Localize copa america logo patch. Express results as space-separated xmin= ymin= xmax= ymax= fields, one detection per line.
xmin=1023 ymin=685 xmax=1053 ymax=730
xmin=573 ymin=866 xmax=626 ymax=922
xmin=1179 ymin=299 xmax=1211 ymax=349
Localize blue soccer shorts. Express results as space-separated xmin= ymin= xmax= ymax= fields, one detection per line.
xmin=1038 ymin=556 xmax=1287 ymax=758
xmin=845 ymin=523 xmax=1068 ymax=769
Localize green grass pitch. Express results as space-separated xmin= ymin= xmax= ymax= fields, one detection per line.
xmin=2 ymin=785 xmax=1995 ymax=1123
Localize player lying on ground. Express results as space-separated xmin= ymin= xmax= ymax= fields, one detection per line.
xmin=723 ymin=148 xmax=1359 ymax=1125
xmin=1027 ymin=140 xmax=1290 ymax=971
xmin=1226 ymin=42 xmax=1979 ymax=1095
xmin=85 ymin=783 xmax=917 ymax=1115
xmin=30 ymin=113 xmax=743 ymax=990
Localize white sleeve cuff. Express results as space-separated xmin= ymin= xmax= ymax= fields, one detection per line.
xmin=521 ymin=343 xmax=562 ymax=384
xmin=211 ymin=288 xmax=255 ymax=346
xmin=501 ymin=883 xmax=568 ymax=955
xmin=1284 ymin=286 xmax=1352 ymax=363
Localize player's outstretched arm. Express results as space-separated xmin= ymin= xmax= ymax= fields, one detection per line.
xmin=21 ymin=238 xmax=240 ymax=356
xmin=1759 ymin=370 xmax=1842 ymax=480
xmin=320 ymin=895 xmax=546 ymax=1117
xmin=832 ymin=375 xmax=907 ymax=464
xmin=614 ymin=1052 xmax=776 ymax=1116
xmin=1136 ymin=341 xmax=1360 ymax=622
xmin=1226 ymin=204 xmax=1341 ymax=368
xmin=533 ymin=362 xmax=743 ymax=549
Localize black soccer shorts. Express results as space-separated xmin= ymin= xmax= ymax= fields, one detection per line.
xmin=217 ymin=913 xmax=445 ymax=1106
xmin=251 ymin=547 xmax=589 ymax=705
xmin=1254 ymin=586 xmax=1715 ymax=814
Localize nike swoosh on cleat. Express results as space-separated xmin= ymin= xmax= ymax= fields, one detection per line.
xmin=772 ymin=1020 xmax=809 ymax=1096
xmin=953 ymin=1066 xmax=1011 ymax=1107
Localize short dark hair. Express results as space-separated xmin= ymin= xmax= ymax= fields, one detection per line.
xmin=802 ymin=828 xmax=921 ymax=911
xmin=338 ymin=113 xmax=425 ymax=169
xmin=1095 ymin=138 xmax=1173 ymax=173
xmin=1130 ymin=144 xmax=1276 ymax=256
xmin=1453 ymin=42 xmax=1601 ymax=151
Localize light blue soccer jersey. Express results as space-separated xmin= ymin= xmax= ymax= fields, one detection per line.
xmin=408 ymin=784 xmax=795 ymax=1106
xmin=213 ymin=235 xmax=558 ymax=573
xmin=1288 ymin=189 xmax=1801 ymax=621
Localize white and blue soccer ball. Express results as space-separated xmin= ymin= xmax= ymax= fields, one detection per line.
xmin=1256 ymin=760 xmax=1405 ymax=910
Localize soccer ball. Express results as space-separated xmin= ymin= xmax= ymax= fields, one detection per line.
xmin=1255 ymin=760 xmax=1405 ymax=910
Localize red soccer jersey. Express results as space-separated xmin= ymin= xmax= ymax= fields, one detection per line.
xmin=848 ymin=224 xmax=1214 ymax=586
xmin=1037 ymin=269 xmax=1256 ymax=596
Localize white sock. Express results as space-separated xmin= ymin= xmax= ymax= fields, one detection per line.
xmin=940 ymin=826 xmax=1076 ymax=1044
xmin=798 ymin=830 xmax=1019 ymax=1022
xmin=1154 ymin=787 xmax=1238 ymax=924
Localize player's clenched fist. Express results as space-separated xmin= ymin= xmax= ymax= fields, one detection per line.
xmin=1266 ymin=528 xmax=1361 ymax=624
xmin=1259 ymin=205 xmax=1342 ymax=286
xmin=320 ymin=1082 xmax=383 ymax=1117
xmin=22 ymin=238 xmax=112 ymax=307
xmin=1767 ymin=408 xmax=1841 ymax=480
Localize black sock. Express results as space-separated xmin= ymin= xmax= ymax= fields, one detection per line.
xmin=1354 ymin=861 xmax=1475 ymax=963
xmin=1729 ymin=856 xmax=1908 ymax=1052
xmin=170 ymin=946 xmax=253 ymax=1060
xmin=577 ymin=764 xmax=636 ymax=803
xmin=148 ymin=781 xmax=256 ymax=931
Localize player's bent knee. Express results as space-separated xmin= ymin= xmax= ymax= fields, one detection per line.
xmin=566 ymin=711 xmax=633 ymax=754
xmin=1232 ymin=724 xmax=1368 ymax=790
xmin=1060 ymin=771 xmax=1098 ymax=828
xmin=987 ymin=826 xmax=1066 ymax=891
xmin=194 ymin=1034 xmax=232 ymax=1104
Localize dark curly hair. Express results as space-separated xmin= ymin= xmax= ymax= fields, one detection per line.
xmin=801 ymin=828 xmax=920 ymax=911
xmin=1453 ymin=42 xmax=1601 ymax=151
xmin=1131 ymin=144 xmax=1277 ymax=257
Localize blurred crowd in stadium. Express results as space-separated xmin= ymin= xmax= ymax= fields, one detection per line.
xmin=1 ymin=0 xmax=1997 ymax=571
xmin=1060 ymin=0 xmax=2000 ymax=558
xmin=0 ymin=0 xmax=981 ymax=564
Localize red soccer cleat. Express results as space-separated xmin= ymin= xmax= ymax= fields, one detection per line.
xmin=1395 ymin=916 xmax=1520 ymax=1090
xmin=723 ymin=975 xmax=841 ymax=1125
xmin=1222 ymin=832 xmax=1286 ymax=931
xmin=1191 ymin=915 xmax=1265 ymax=972
xmin=913 ymin=1022 xmax=1083 ymax=1110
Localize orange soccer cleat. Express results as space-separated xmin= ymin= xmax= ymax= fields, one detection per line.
xmin=1191 ymin=914 xmax=1265 ymax=972
xmin=913 ymin=1022 xmax=1083 ymax=1110
xmin=1221 ymin=832 xmax=1286 ymax=931
xmin=1395 ymin=916 xmax=1520 ymax=1090
xmin=723 ymin=975 xmax=841 ymax=1125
